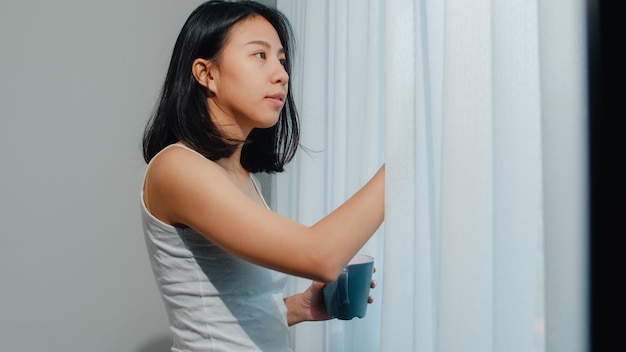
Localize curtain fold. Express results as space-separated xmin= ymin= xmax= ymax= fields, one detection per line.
xmin=275 ymin=0 xmax=587 ymax=351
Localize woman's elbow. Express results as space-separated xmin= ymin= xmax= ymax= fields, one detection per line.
xmin=308 ymin=254 xmax=344 ymax=284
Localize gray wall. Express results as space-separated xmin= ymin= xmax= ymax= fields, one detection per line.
xmin=0 ymin=1 xmax=206 ymax=351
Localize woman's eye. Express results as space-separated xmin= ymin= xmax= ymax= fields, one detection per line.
xmin=279 ymin=58 xmax=287 ymax=66
xmin=254 ymin=52 xmax=266 ymax=59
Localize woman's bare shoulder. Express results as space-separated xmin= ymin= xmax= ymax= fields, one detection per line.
xmin=145 ymin=144 xmax=232 ymax=225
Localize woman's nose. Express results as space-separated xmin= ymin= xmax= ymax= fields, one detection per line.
xmin=272 ymin=61 xmax=289 ymax=85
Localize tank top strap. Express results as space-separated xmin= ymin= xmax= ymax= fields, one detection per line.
xmin=250 ymin=174 xmax=270 ymax=210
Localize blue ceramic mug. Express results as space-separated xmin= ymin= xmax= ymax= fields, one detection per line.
xmin=323 ymin=254 xmax=374 ymax=320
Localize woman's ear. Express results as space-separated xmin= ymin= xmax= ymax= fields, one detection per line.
xmin=192 ymin=58 xmax=218 ymax=95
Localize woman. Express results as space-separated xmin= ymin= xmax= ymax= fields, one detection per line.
xmin=141 ymin=1 xmax=385 ymax=351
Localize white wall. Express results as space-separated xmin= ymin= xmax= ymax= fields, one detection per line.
xmin=0 ymin=1 xmax=205 ymax=351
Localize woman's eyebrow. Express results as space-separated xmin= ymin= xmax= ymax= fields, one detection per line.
xmin=246 ymin=40 xmax=285 ymax=54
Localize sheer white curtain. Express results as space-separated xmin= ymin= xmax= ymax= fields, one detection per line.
xmin=275 ymin=1 xmax=385 ymax=351
xmin=384 ymin=0 xmax=546 ymax=350
xmin=274 ymin=0 xmax=588 ymax=351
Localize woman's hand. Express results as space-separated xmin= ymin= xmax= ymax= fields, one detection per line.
xmin=368 ymin=267 xmax=377 ymax=304
xmin=285 ymin=267 xmax=377 ymax=326
xmin=285 ymin=281 xmax=330 ymax=326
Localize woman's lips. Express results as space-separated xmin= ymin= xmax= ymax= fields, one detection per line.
xmin=266 ymin=92 xmax=286 ymax=107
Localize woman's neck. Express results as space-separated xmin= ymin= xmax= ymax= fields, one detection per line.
xmin=216 ymin=149 xmax=249 ymax=180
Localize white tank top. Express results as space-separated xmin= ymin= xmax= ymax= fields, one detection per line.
xmin=141 ymin=144 xmax=292 ymax=351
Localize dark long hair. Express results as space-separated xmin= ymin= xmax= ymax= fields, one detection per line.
xmin=142 ymin=0 xmax=299 ymax=173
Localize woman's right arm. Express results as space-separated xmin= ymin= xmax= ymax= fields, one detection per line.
xmin=145 ymin=147 xmax=384 ymax=283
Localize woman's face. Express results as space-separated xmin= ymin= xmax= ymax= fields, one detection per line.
xmin=206 ymin=15 xmax=289 ymax=138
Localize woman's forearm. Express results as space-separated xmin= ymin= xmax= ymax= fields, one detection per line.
xmin=310 ymin=164 xmax=385 ymax=277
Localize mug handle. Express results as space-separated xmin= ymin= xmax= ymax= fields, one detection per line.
xmin=338 ymin=271 xmax=350 ymax=305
